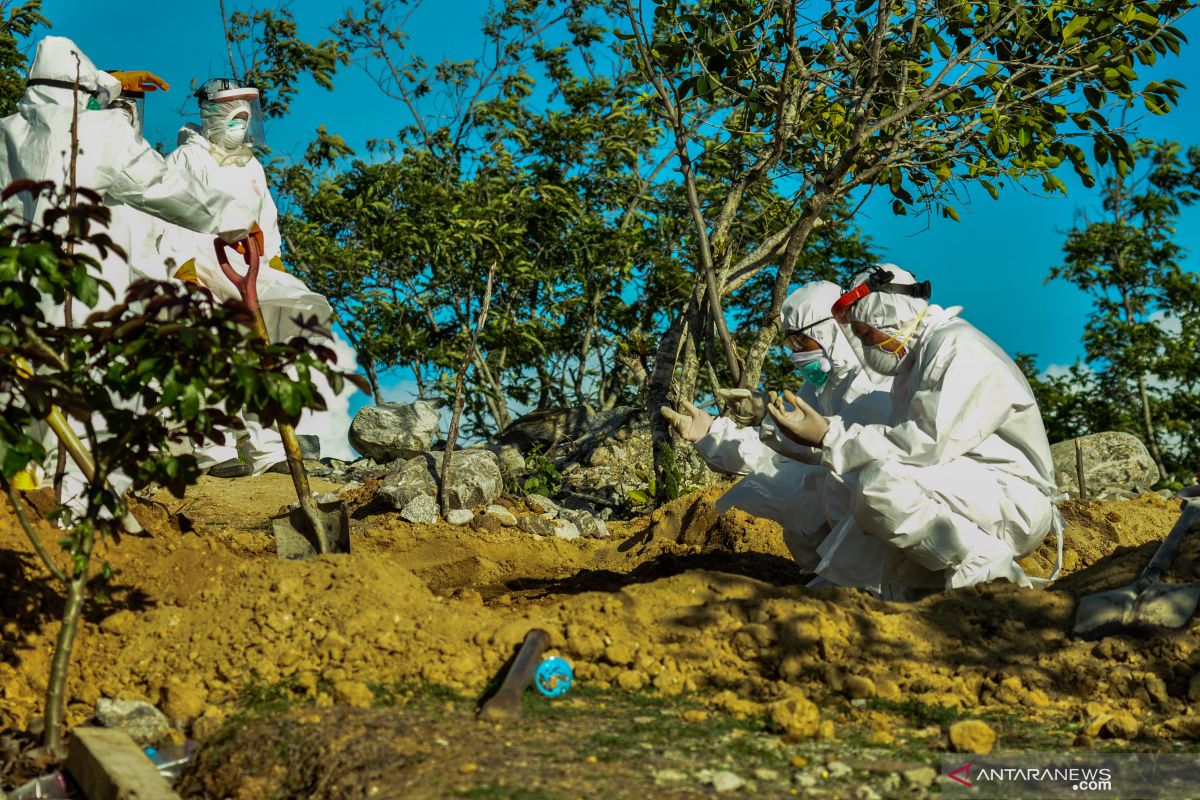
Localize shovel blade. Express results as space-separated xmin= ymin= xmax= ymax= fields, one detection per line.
xmin=272 ymin=497 xmax=350 ymax=560
xmin=1074 ymin=581 xmax=1200 ymax=638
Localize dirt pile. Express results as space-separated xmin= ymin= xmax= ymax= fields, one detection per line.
xmin=3 ymin=476 xmax=1197 ymax=745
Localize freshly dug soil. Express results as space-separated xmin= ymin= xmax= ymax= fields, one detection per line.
xmin=2 ymin=477 xmax=1197 ymax=760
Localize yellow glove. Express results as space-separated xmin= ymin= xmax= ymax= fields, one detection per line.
xmin=173 ymin=259 xmax=201 ymax=286
xmin=268 ymin=255 xmax=286 ymax=272
xmin=233 ymin=224 xmax=265 ymax=259
xmin=107 ymin=70 xmax=169 ymax=94
xmin=11 ymin=466 xmax=38 ymax=491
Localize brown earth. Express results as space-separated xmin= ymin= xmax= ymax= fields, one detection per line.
xmin=3 ymin=478 xmax=1200 ymax=796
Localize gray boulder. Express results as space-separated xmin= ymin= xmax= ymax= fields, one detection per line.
xmin=378 ymin=450 xmax=504 ymax=512
xmin=516 ymin=515 xmax=556 ymax=536
xmin=1050 ymin=431 xmax=1160 ymax=498
xmin=349 ymin=400 xmax=443 ymax=462
xmin=446 ymin=509 xmax=474 ymax=526
xmin=94 ymin=698 xmax=170 ymax=744
xmin=558 ymin=507 xmax=609 ymax=539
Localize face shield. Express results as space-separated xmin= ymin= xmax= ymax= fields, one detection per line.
xmin=109 ymin=94 xmax=143 ymax=137
xmin=831 ymin=265 xmax=932 ymax=384
xmin=196 ymin=78 xmax=265 ymax=154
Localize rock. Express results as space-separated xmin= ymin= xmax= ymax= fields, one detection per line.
xmin=486 ymin=444 xmax=526 ymax=475
xmin=1187 ymin=672 xmax=1200 ymax=702
xmin=654 ymin=768 xmax=688 ymax=786
xmin=526 ymin=494 xmax=559 ymax=517
xmin=1101 ymin=711 xmax=1141 ymax=740
xmin=332 ymin=680 xmax=375 ymax=709
xmin=349 ymin=400 xmax=443 ymax=462
xmin=552 ymin=520 xmax=581 ymax=541
xmin=94 ymin=699 xmax=170 ymax=744
xmin=902 ymin=766 xmax=937 ymax=787
xmin=552 ymin=408 xmax=720 ymax=514
xmin=948 ymin=720 xmax=997 ymax=754
xmin=753 ymin=768 xmax=780 ymax=782
xmin=769 ymin=692 xmax=821 ymax=739
xmin=484 ymin=505 xmax=518 ymax=526
xmin=399 ymin=494 xmax=439 ymax=524
xmin=708 ymin=770 xmax=744 ymax=793
xmin=497 ymin=408 xmax=591 ymax=453
xmin=378 ymin=450 xmax=503 ymax=512
xmin=160 ymin=681 xmax=206 ymax=721
xmin=471 ymin=514 xmax=503 ymax=534
xmin=558 ymin=507 xmax=608 ymax=539
xmin=826 ymin=761 xmax=852 ymax=779
xmin=516 ymin=515 xmax=556 ymax=536
xmin=297 ymin=434 xmax=321 ymax=461
xmin=844 ymin=675 xmax=876 ymax=700
xmin=1050 ymin=432 xmax=1159 ymax=498
xmin=446 ymin=509 xmax=474 ymax=525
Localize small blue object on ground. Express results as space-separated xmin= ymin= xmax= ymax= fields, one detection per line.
xmin=535 ymin=656 xmax=574 ymax=697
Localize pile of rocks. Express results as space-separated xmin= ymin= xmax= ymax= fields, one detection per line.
xmin=320 ymin=401 xmax=721 ymax=524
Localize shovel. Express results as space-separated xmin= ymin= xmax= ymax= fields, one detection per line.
xmin=213 ymin=236 xmax=349 ymax=559
xmin=1073 ymin=500 xmax=1200 ymax=638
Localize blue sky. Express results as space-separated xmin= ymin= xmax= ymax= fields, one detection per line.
xmin=44 ymin=1 xmax=1200 ymax=418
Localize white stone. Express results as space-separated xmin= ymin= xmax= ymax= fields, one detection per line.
xmin=484 ymin=505 xmax=518 ymax=526
xmin=446 ymin=509 xmax=474 ymax=526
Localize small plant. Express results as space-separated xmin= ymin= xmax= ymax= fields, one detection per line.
xmin=520 ymin=444 xmax=561 ymax=498
xmin=0 ymin=179 xmax=350 ymax=751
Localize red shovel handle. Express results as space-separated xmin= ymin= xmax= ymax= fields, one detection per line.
xmin=213 ymin=234 xmax=261 ymax=310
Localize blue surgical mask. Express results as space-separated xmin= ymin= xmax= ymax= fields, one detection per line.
xmin=797 ymin=358 xmax=830 ymax=387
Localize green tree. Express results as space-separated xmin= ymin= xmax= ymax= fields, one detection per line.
xmin=0 ymin=1 xmax=46 ymax=116
xmin=619 ymin=0 xmax=1193 ymax=497
xmin=1048 ymin=139 xmax=1200 ymax=481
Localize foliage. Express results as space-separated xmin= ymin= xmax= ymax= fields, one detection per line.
xmin=0 ymin=0 xmax=46 ymax=117
xmin=0 ymin=178 xmax=347 ymax=748
xmin=520 ymin=444 xmax=561 ymax=498
xmin=276 ymin=0 xmax=873 ymax=445
xmin=224 ymin=4 xmax=346 ymax=118
xmin=1043 ymin=139 xmax=1200 ymax=482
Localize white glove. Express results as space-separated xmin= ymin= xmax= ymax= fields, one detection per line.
xmin=715 ymin=387 xmax=767 ymax=427
xmin=660 ymin=400 xmax=714 ymax=443
xmin=766 ymin=389 xmax=830 ymax=448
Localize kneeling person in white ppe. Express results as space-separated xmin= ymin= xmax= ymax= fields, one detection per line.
xmin=661 ymin=281 xmax=892 ymax=574
xmin=766 ymin=264 xmax=1061 ymax=596
xmin=157 ymin=78 xmax=360 ymax=476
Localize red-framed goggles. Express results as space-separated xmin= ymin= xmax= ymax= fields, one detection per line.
xmin=831 ymin=266 xmax=931 ymax=321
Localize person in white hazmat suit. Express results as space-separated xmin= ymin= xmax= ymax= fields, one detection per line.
xmin=0 ymin=37 xmax=258 ymax=509
xmin=766 ymin=264 xmax=1063 ymax=597
xmin=660 ymin=281 xmax=893 ymax=576
xmin=157 ymin=78 xmax=360 ymax=475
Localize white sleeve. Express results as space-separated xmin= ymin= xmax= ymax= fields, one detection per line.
xmin=822 ymin=343 xmax=1020 ymax=475
xmin=693 ymin=416 xmax=771 ymax=476
xmin=252 ymin=160 xmax=283 ymax=263
xmin=92 ymin=121 xmax=253 ymax=242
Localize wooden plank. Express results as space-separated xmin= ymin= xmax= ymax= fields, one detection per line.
xmin=65 ymin=727 xmax=181 ymax=800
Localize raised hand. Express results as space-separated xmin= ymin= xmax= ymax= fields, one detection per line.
xmin=766 ymin=389 xmax=829 ymax=447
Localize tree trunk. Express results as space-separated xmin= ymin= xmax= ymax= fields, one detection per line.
xmin=1136 ymin=372 xmax=1167 ymax=479
xmin=363 ymin=359 xmax=384 ymax=404
xmin=44 ymin=527 xmax=92 ymax=752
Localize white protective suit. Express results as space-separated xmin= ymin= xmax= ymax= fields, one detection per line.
xmin=158 ymin=123 xmax=360 ymax=468
xmin=815 ymin=265 xmax=1062 ymax=597
xmin=693 ymin=281 xmax=892 ymax=573
xmin=0 ymin=37 xmax=256 ymax=508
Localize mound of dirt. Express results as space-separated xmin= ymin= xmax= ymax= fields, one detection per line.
xmin=3 ymin=477 xmax=1198 ymax=747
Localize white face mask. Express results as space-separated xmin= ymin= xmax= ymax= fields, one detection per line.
xmin=218 ymin=118 xmax=249 ymax=148
xmin=861 ymin=344 xmax=906 ymax=375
